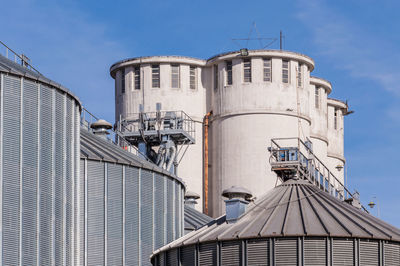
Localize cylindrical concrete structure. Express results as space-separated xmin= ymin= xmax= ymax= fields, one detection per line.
xmin=327 ymin=98 xmax=348 ymax=183
xmin=0 ymin=55 xmax=81 ymax=265
xmin=110 ymin=56 xmax=206 ymax=211
xmin=207 ymin=50 xmax=314 ymax=217
xmin=309 ymin=76 xmax=331 ymax=163
xmin=80 ymin=127 xmax=185 ymax=266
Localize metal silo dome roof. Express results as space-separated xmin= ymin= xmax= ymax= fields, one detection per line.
xmin=153 ymin=179 xmax=400 ymax=256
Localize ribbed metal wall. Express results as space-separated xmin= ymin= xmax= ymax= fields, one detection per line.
xmin=384 ymin=242 xmax=400 ymax=266
xmin=0 ymin=73 xmax=80 ymax=266
xmin=304 ymin=237 xmax=326 ymax=266
xmin=80 ymin=159 xmax=184 ymax=266
xmin=153 ymin=237 xmax=400 ymax=265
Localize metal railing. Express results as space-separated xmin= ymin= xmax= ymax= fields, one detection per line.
xmin=269 ymin=137 xmax=367 ymax=211
xmin=80 ymin=107 xmax=150 ymax=160
xmin=120 ymin=110 xmax=196 ymax=143
xmin=0 ymin=40 xmax=42 ymax=75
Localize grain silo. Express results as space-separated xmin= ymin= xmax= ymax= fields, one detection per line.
xmin=327 ymin=98 xmax=348 ymax=183
xmin=111 ymin=49 xmax=351 ymax=218
xmin=79 ymin=120 xmax=185 ymax=266
xmin=110 ymin=56 xmax=207 ymax=211
xmin=152 ymin=180 xmax=400 ymax=265
xmin=207 ymin=50 xmax=315 ymax=217
xmin=0 ymin=53 xmax=81 ymax=265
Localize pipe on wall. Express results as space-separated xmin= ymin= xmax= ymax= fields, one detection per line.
xmin=203 ymin=111 xmax=212 ymax=215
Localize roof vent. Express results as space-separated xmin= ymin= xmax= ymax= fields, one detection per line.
xmin=222 ymin=186 xmax=252 ymax=223
xmin=90 ymin=119 xmax=112 ymax=139
xmin=184 ymin=191 xmax=200 ymax=209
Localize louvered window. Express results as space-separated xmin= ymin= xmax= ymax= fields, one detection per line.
xmin=334 ymin=108 xmax=338 ymax=130
xmin=226 ymin=60 xmax=233 ymax=85
xmin=304 ymin=237 xmax=327 ymax=266
xmin=243 ymin=59 xmax=252 ymax=82
xmin=332 ymin=238 xmax=354 ymax=266
xmin=264 ymin=58 xmax=272 ymax=82
xmin=171 ymin=64 xmax=180 ymax=88
xmin=247 ymin=239 xmax=269 ymax=265
xmin=190 ymin=66 xmax=196 ymax=90
xmin=134 ymin=66 xmax=140 ymax=90
xmin=121 ymin=68 xmax=125 ymax=93
xmin=384 ymin=242 xmax=400 ymax=266
xmin=315 ymin=87 xmax=320 ymax=109
xmin=152 ymin=64 xmax=160 ymax=88
xmin=199 ymin=243 xmax=217 ymax=265
xmin=282 ymin=60 xmax=289 ymax=83
xmin=359 ymin=240 xmax=379 ymax=266
xmin=214 ymin=65 xmax=218 ymax=91
xmin=221 ymin=241 xmax=241 ymax=265
xmin=166 ymin=249 xmax=178 ymax=265
xmin=297 ymin=64 xmax=303 ymax=87
xmin=275 ymin=238 xmax=298 ymax=265
xmin=180 ymin=246 xmax=196 ymax=266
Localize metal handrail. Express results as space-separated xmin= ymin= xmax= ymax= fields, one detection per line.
xmin=120 ymin=110 xmax=196 ymax=142
xmin=80 ymin=107 xmax=151 ymax=161
xmin=0 ymin=40 xmax=42 ymax=75
xmin=269 ymin=137 xmax=367 ymax=212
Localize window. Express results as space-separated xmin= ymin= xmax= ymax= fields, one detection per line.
xmin=152 ymin=64 xmax=160 ymax=88
xmin=190 ymin=66 xmax=196 ymax=90
xmin=226 ymin=61 xmax=233 ymax=85
xmin=297 ymin=64 xmax=302 ymax=87
xmin=334 ymin=108 xmax=338 ymax=130
xmin=171 ymin=64 xmax=180 ymax=88
xmin=315 ymin=87 xmax=320 ymax=109
xmin=282 ymin=60 xmax=289 ymax=83
xmin=243 ymin=59 xmax=251 ymax=82
xmin=121 ymin=68 xmax=125 ymax=93
xmin=134 ymin=66 xmax=140 ymax=90
xmin=263 ymin=58 xmax=272 ymax=82
xmin=214 ymin=65 xmax=218 ymax=90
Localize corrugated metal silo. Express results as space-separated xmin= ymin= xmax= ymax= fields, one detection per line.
xmin=0 ymin=54 xmax=81 ymax=265
xmin=79 ymin=127 xmax=185 ymax=265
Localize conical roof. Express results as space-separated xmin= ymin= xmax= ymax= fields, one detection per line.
xmin=153 ymin=179 xmax=400 ymax=255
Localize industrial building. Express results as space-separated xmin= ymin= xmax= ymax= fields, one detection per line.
xmin=151 ymin=180 xmax=400 ymax=265
xmin=0 ymin=51 xmax=81 ymax=265
xmin=1 ymin=39 xmax=400 ymax=266
xmin=110 ymin=49 xmax=349 ymax=217
xmin=0 ymin=44 xmax=191 ymax=266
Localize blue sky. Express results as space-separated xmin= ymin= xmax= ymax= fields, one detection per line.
xmin=1 ymin=0 xmax=400 ymax=226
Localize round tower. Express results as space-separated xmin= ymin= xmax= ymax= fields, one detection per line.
xmin=327 ymin=98 xmax=348 ymax=184
xmin=309 ymin=76 xmax=331 ymax=163
xmin=207 ymin=50 xmax=314 ymax=217
xmin=110 ymin=56 xmax=206 ymax=210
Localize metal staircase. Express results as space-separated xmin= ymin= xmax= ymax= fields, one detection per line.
xmin=268 ymin=137 xmax=367 ymax=211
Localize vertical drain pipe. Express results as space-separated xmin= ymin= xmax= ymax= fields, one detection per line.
xmin=203 ymin=111 xmax=212 ymax=215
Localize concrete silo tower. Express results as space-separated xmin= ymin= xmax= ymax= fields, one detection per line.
xmin=110 ymin=56 xmax=207 ymax=210
xmin=206 ymin=50 xmax=315 ymax=217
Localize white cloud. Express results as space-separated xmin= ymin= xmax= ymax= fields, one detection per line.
xmin=296 ymin=0 xmax=400 ymax=96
